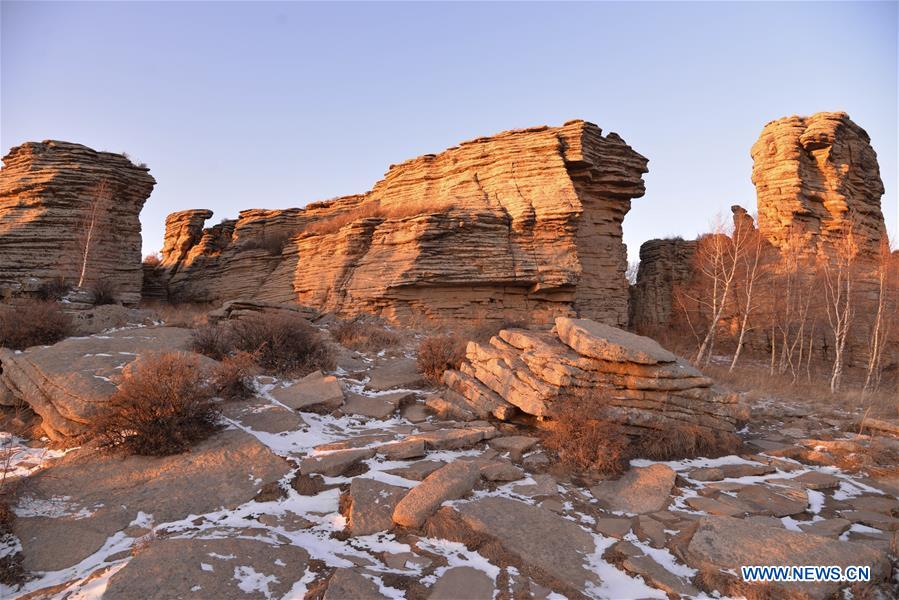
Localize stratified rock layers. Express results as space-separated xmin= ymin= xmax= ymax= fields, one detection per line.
xmin=444 ymin=317 xmax=743 ymax=436
xmin=0 ymin=141 xmax=156 ymax=303
xmin=157 ymin=121 xmax=648 ymax=325
xmin=751 ymin=111 xmax=886 ymax=257
xmin=629 ymin=238 xmax=697 ymax=334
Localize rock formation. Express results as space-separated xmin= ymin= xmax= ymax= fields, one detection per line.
xmin=442 ymin=317 xmax=745 ymax=438
xmin=751 ymin=111 xmax=886 ymax=257
xmin=628 ymin=237 xmax=697 ymax=334
xmin=153 ymin=120 xmax=648 ymax=326
xmin=0 ymin=140 xmax=156 ymax=304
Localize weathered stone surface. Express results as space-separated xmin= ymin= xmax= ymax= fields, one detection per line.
xmin=608 ymin=541 xmax=699 ymax=598
xmin=323 ymin=568 xmax=389 ymax=600
xmin=434 ymin=497 xmax=600 ymax=597
xmin=0 ymin=326 xmax=193 ymax=440
xmin=684 ymin=515 xmax=890 ymax=599
xmin=751 ymin=112 xmax=886 ymax=258
xmin=428 ymin=566 xmax=495 ymax=600
xmin=343 ymin=390 xmax=414 ymax=419
xmin=734 ymin=484 xmax=808 ymax=517
xmin=343 ymin=478 xmax=407 ymax=536
xmin=151 ymin=121 xmax=648 ymax=326
xmin=271 ymin=370 xmax=344 ymax=412
xmin=105 ymin=537 xmax=309 ymax=600
xmin=0 ymin=140 xmax=156 ymax=304
xmin=300 ymin=447 xmax=375 ymax=477
xmin=445 ymin=318 xmax=742 ymax=440
xmin=393 ymin=461 xmax=481 ymax=528
xmin=589 ymin=464 xmax=676 ymax=514
xmin=629 ymin=238 xmax=697 ymax=334
xmin=489 ymin=435 xmax=539 ymax=461
xmin=13 ymin=429 xmax=289 ymax=572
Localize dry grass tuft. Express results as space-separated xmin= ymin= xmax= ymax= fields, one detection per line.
xmin=417 ymin=334 xmax=467 ymax=383
xmin=211 ymin=351 xmax=258 ymax=401
xmin=331 ymin=317 xmax=401 ymax=352
xmin=91 ymin=279 xmax=117 ymax=305
xmin=0 ymin=300 xmax=73 ymax=350
xmin=89 ymin=352 xmax=221 ymax=456
xmin=192 ymin=312 xmax=335 ymax=376
xmin=241 ymin=231 xmax=292 ymax=256
xmin=140 ymin=300 xmax=214 ymax=329
xmin=635 ymin=424 xmax=742 ymax=461
xmin=541 ymin=392 xmax=631 ymax=476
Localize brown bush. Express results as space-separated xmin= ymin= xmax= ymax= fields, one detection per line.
xmin=331 ymin=318 xmax=401 ymax=352
xmin=0 ymin=300 xmax=73 ymax=350
xmin=541 ymin=392 xmax=631 ymax=476
xmin=89 ymin=352 xmax=220 ymax=456
xmin=143 ymin=253 xmax=161 ymax=266
xmin=417 ymin=333 xmax=467 ymax=383
xmin=91 ymin=278 xmax=117 ymax=305
xmin=241 ymin=231 xmax=292 ymax=256
xmin=192 ymin=312 xmax=335 ymax=376
xmin=35 ymin=277 xmax=70 ymax=301
xmin=211 ymin=351 xmax=258 ymax=401
xmin=635 ymin=423 xmax=741 ymax=461
xmin=143 ymin=300 xmax=213 ymax=329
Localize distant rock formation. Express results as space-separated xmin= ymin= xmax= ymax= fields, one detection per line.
xmin=629 ymin=237 xmax=697 ymax=334
xmin=442 ymin=317 xmax=744 ymax=438
xmin=154 ymin=120 xmax=648 ymax=326
xmin=0 ymin=140 xmax=156 ymax=304
xmin=751 ymin=111 xmax=886 ymax=257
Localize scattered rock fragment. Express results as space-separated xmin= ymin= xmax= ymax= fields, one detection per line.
xmin=590 ymin=464 xmax=676 ymax=514
xmin=392 ymin=462 xmax=481 ymax=528
xmin=343 ymin=478 xmax=407 ymax=536
xmin=271 ymin=370 xmax=344 ymax=412
xmin=428 ymin=566 xmax=495 ymax=600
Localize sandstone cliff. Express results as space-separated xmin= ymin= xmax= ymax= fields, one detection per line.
xmin=0 ymin=140 xmax=156 ymax=304
xmin=751 ymin=111 xmax=886 ymax=257
xmin=629 ymin=237 xmax=697 ymax=334
xmin=155 ymin=121 xmax=648 ymax=325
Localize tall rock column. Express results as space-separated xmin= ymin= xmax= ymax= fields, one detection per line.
xmin=0 ymin=140 xmax=156 ymax=304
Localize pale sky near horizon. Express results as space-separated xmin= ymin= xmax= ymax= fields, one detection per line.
xmin=2 ymin=1 xmax=897 ymax=262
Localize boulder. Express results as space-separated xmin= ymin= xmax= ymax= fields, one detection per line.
xmin=323 ymin=568 xmax=389 ymax=600
xmin=0 ymin=326 xmax=194 ymax=440
xmin=343 ymin=478 xmax=407 ymax=536
xmin=271 ymin=370 xmax=344 ymax=412
xmin=392 ymin=461 xmax=481 ymax=528
xmin=300 ymin=447 xmax=375 ymax=477
xmin=428 ymin=566 xmax=495 ymax=600
xmin=590 ymin=464 xmax=676 ymax=514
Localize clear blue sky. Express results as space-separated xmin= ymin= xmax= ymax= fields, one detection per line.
xmin=2 ymin=1 xmax=897 ymax=261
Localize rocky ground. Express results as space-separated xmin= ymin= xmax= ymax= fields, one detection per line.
xmin=1 ymin=322 xmax=898 ymax=599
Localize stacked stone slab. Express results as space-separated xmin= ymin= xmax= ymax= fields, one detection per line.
xmin=152 ymin=120 xmax=648 ymax=326
xmin=628 ymin=237 xmax=697 ymax=335
xmin=443 ymin=317 xmax=744 ymax=437
xmin=0 ymin=140 xmax=156 ymax=304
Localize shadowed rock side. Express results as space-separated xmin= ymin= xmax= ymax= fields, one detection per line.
xmin=443 ymin=316 xmax=745 ymax=436
xmin=628 ymin=237 xmax=697 ymax=334
xmin=154 ymin=120 xmax=648 ymax=325
xmin=751 ymin=111 xmax=886 ymax=257
xmin=0 ymin=140 xmax=156 ymax=303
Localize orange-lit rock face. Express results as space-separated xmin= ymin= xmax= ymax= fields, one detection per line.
xmin=751 ymin=111 xmax=886 ymax=258
xmin=0 ymin=140 xmax=156 ymax=304
xmin=157 ymin=120 xmax=648 ymax=325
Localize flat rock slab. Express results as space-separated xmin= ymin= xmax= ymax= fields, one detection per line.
xmin=323 ymin=568 xmax=389 ymax=600
xmin=685 ymin=515 xmax=890 ymax=599
xmin=366 ymin=358 xmax=425 ymax=391
xmin=393 ymin=461 xmax=481 ymax=528
xmin=0 ymin=326 xmax=193 ymax=439
xmin=13 ymin=429 xmax=289 ymax=572
xmin=734 ymin=484 xmax=808 ymax=517
xmin=344 ymin=478 xmax=407 ymax=536
xmin=555 ymin=317 xmax=676 ymax=364
xmin=590 ymin=464 xmax=676 ymax=514
xmin=221 ymin=400 xmax=305 ymax=434
xmin=104 ymin=536 xmax=309 ymax=600
xmin=594 ymin=516 xmax=634 ymax=539
xmin=790 ymin=471 xmax=841 ymax=490
xmin=271 ymin=370 xmax=344 ymax=412
xmin=300 ymin=447 xmax=375 ymax=477
xmin=343 ymin=390 xmax=414 ymax=419
xmin=799 ymin=518 xmax=851 ymax=537
xmin=386 ymin=460 xmax=446 ymax=482
xmin=408 ymin=426 xmax=495 ymax=451
xmin=609 ymin=541 xmax=699 ymax=598
xmin=428 ymin=566 xmax=495 ymax=600
xmin=489 ymin=435 xmax=539 ymax=461
xmin=439 ymin=496 xmax=600 ymax=597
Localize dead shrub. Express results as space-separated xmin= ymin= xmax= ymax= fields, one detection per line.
xmin=89 ymin=352 xmax=221 ymax=456
xmin=91 ymin=278 xmax=117 ymax=305
xmin=635 ymin=424 xmax=741 ymax=461
xmin=541 ymin=392 xmax=631 ymax=476
xmin=0 ymin=300 xmax=73 ymax=350
xmin=143 ymin=253 xmax=161 ymax=266
xmin=192 ymin=312 xmax=335 ymax=376
xmin=211 ymin=351 xmax=258 ymax=401
xmin=417 ymin=333 xmax=467 ymax=383
xmin=35 ymin=277 xmax=71 ymax=301
xmin=331 ymin=317 xmax=401 ymax=352
xmin=241 ymin=231 xmax=292 ymax=256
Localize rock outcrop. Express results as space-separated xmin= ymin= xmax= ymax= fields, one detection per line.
xmin=443 ymin=317 xmax=744 ymax=438
xmin=0 ymin=140 xmax=156 ymax=304
xmin=751 ymin=111 xmax=886 ymax=257
xmin=628 ymin=237 xmax=696 ymax=334
xmin=153 ymin=120 xmax=648 ymax=326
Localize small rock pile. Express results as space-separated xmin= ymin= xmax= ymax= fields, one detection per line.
xmin=443 ymin=317 xmax=746 ymax=439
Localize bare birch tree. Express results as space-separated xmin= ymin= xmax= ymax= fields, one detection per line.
xmin=821 ymin=226 xmax=857 ymax=393
xmin=76 ymin=179 xmax=114 ymax=288
xmin=863 ymin=239 xmax=897 ymax=393
xmin=729 ymin=219 xmax=765 ymax=371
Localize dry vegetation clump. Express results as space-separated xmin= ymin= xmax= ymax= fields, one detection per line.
xmin=541 ymin=392 xmax=631 ymax=476
xmin=191 ymin=312 xmax=335 ymax=376
xmin=35 ymin=277 xmax=70 ymax=301
xmin=140 ymin=300 xmax=214 ymax=329
xmin=331 ymin=317 xmax=401 ymax=352
xmin=0 ymin=300 xmax=73 ymax=350
xmin=241 ymin=231 xmax=292 ymax=256
xmin=304 ymin=199 xmax=454 ymax=236
xmin=634 ymin=424 xmax=741 ymax=461
xmin=417 ymin=333 xmax=467 ymax=383
xmin=692 ymin=566 xmax=808 ymax=600
xmin=210 ymin=351 xmax=258 ymax=401
xmin=91 ymin=278 xmax=117 ymax=305
xmin=142 ymin=252 xmax=161 ymax=266
xmin=89 ymin=352 xmax=221 ymax=456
